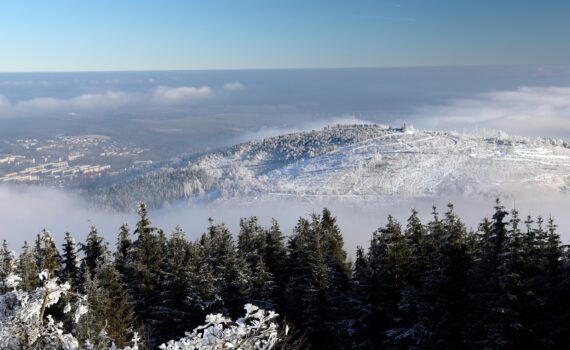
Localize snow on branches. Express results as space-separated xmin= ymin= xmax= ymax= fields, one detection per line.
xmin=0 ymin=269 xmax=283 ymax=350
xmin=0 ymin=270 xmax=85 ymax=349
xmin=160 ymin=304 xmax=282 ymax=350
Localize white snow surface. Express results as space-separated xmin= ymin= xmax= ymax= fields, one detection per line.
xmin=185 ymin=124 xmax=570 ymax=203
xmin=99 ymin=124 xmax=570 ymax=211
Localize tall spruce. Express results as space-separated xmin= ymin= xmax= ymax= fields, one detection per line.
xmin=250 ymin=256 xmax=277 ymax=310
xmin=185 ymin=237 xmax=221 ymax=320
xmin=238 ymin=216 xmax=265 ymax=269
xmin=60 ymin=232 xmax=81 ymax=289
xmin=263 ymin=219 xmax=288 ymax=309
xmin=421 ymin=204 xmax=471 ymax=348
xmin=0 ymin=240 xmax=15 ymax=293
xmin=82 ymin=225 xmax=106 ymax=278
xmin=115 ymin=223 xmax=132 ymax=278
xmin=127 ymin=203 xmax=163 ymax=346
xmin=201 ymin=219 xmax=251 ymax=316
xmin=286 ymin=212 xmax=351 ymax=349
xmin=17 ymin=241 xmax=39 ymax=291
xmin=366 ymin=215 xmax=411 ymax=347
xmin=76 ymin=260 xmax=135 ymax=348
xmin=154 ymin=225 xmax=193 ymax=343
xmin=34 ymin=229 xmax=61 ymax=277
xmin=285 ymin=217 xmax=313 ymax=327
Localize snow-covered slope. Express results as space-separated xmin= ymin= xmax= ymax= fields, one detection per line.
xmin=95 ymin=124 xmax=570 ymax=210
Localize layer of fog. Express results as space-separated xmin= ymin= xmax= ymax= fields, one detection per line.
xmin=413 ymin=86 xmax=570 ymax=138
xmin=1 ymin=184 xmax=569 ymax=257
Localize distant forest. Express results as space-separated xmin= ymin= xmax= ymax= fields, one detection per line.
xmin=2 ymin=200 xmax=570 ymax=349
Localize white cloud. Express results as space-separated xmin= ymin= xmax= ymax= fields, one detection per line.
xmin=70 ymin=91 xmax=132 ymax=109
xmin=0 ymin=95 xmax=11 ymax=110
xmin=16 ymin=97 xmax=69 ymax=111
xmin=151 ymin=85 xmax=214 ymax=104
xmin=0 ymin=83 xmax=236 ymax=117
xmin=222 ymin=81 xmax=246 ymax=92
xmin=9 ymin=91 xmax=135 ymax=116
xmin=0 ymin=185 xmax=133 ymax=246
xmin=415 ymin=86 xmax=570 ymax=136
xmin=0 ymin=81 xmax=247 ymax=117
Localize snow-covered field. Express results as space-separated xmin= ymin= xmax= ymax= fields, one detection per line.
xmin=100 ymin=124 xmax=570 ymax=209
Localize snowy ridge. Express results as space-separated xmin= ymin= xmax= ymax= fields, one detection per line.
xmin=95 ymin=124 xmax=570 ymax=210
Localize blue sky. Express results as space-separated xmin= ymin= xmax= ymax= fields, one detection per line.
xmin=1 ymin=0 xmax=569 ymax=72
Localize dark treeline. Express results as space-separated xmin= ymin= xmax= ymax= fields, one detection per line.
xmin=2 ymin=200 xmax=570 ymax=349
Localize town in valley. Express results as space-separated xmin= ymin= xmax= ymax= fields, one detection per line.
xmin=0 ymin=134 xmax=149 ymax=185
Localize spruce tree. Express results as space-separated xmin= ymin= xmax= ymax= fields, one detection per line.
xmin=263 ymin=218 xmax=288 ymax=309
xmin=320 ymin=208 xmax=351 ymax=294
xmin=201 ymin=219 xmax=251 ymax=316
xmin=302 ymin=214 xmax=332 ymax=348
xmin=285 ymin=217 xmax=313 ymax=326
xmin=286 ymin=212 xmax=352 ymax=349
xmin=115 ymin=223 xmax=132 ymax=278
xmin=224 ymin=251 xmax=252 ymax=316
xmin=185 ymin=238 xmax=221 ymax=321
xmin=351 ymin=245 xmax=372 ymax=345
xmin=318 ymin=208 xmax=352 ymax=345
xmin=468 ymin=200 xmax=511 ymax=347
xmin=17 ymin=241 xmax=39 ymax=291
xmin=424 ymin=204 xmax=471 ymax=348
xmin=127 ymin=203 xmax=165 ymax=346
xmin=81 ymin=225 xmax=106 ymax=278
xmin=237 ymin=216 xmax=284 ymax=312
xmin=60 ymin=232 xmax=81 ymax=289
xmin=34 ymin=229 xmax=61 ymax=277
xmin=76 ymin=260 xmax=135 ymax=348
xmin=154 ymin=225 xmax=192 ymax=343
xmin=250 ymin=256 xmax=277 ymax=310
xmin=365 ymin=215 xmax=411 ymax=347
xmin=238 ymin=216 xmax=265 ymax=269
xmin=97 ymin=261 xmax=136 ymax=347
xmin=406 ymin=208 xmax=428 ymax=286
xmin=0 ymin=240 xmax=15 ymax=293
xmin=383 ymin=209 xmax=429 ymax=349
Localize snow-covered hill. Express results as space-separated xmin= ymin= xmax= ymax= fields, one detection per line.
xmin=94 ymin=124 xmax=570 ymax=210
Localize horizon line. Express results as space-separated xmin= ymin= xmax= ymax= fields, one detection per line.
xmin=0 ymin=62 xmax=562 ymax=74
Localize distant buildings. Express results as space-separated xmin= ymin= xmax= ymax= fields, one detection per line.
xmin=1 ymin=161 xmax=111 ymax=182
xmin=0 ymin=134 xmax=146 ymax=184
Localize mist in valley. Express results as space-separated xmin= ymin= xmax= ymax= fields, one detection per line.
xmin=1 ymin=183 xmax=569 ymax=258
xmin=1 ymin=66 xmax=570 ymax=253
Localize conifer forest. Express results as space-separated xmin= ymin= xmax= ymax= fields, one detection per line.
xmin=2 ymin=200 xmax=570 ymax=349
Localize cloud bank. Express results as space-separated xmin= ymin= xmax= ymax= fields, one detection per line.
xmin=222 ymin=81 xmax=246 ymax=92
xmin=0 ymin=95 xmax=10 ymax=109
xmin=15 ymin=91 xmax=133 ymax=113
xmin=0 ymin=185 xmax=134 ymax=246
xmin=416 ymin=86 xmax=570 ymax=137
xmin=2 ymin=182 xmax=569 ymax=256
xmin=151 ymin=86 xmax=214 ymax=104
xmin=0 ymin=82 xmax=240 ymax=117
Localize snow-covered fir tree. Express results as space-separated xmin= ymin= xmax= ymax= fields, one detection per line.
xmin=1 ymin=201 xmax=570 ymax=348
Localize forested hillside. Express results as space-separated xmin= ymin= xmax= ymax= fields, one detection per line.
xmin=92 ymin=124 xmax=570 ymax=211
xmin=1 ymin=200 xmax=570 ymax=349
